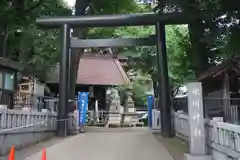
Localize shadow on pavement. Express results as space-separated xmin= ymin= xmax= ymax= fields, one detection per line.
xmin=153 ymin=132 xmax=188 ymax=160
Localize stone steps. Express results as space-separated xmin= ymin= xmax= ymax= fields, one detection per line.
xmin=107 ymin=123 xmax=145 ymax=128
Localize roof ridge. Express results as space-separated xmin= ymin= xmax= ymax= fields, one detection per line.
xmin=82 ymin=56 xmax=115 ymax=60
xmin=82 ymin=53 xmax=115 ymax=58
xmin=197 ymin=57 xmax=240 ymax=81
xmin=113 ymin=59 xmax=130 ymax=85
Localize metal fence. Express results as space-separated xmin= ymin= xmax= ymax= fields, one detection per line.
xmin=172 ymin=97 xmax=240 ymax=124
xmin=203 ymin=97 xmax=240 ymax=124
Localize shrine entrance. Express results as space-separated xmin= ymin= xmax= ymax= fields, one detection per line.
xmin=36 ymin=12 xmax=188 ymax=138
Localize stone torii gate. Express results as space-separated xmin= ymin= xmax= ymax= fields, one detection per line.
xmin=36 ymin=12 xmax=187 ymax=138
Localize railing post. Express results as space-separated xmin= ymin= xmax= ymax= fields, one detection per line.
xmin=42 ymin=109 xmax=48 ymax=127
xmin=0 ymin=108 xmax=7 ymax=129
xmin=74 ymin=110 xmax=79 ymax=134
xmin=185 ymin=82 xmax=212 ymax=160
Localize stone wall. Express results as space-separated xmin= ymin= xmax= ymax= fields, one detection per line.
xmin=0 ymin=121 xmax=55 ymax=156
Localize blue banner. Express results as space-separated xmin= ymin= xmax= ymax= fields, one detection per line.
xmin=78 ymin=92 xmax=89 ymax=127
xmin=147 ymin=95 xmax=154 ymax=128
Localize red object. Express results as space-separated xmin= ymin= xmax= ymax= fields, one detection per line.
xmin=42 ymin=148 xmax=46 ymax=160
xmin=8 ymin=146 xmax=15 ymax=160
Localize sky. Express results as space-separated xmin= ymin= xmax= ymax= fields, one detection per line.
xmin=63 ymin=0 xmax=75 ymax=8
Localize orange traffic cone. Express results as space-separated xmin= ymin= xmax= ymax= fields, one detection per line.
xmin=8 ymin=146 xmax=15 ymax=160
xmin=42 ymin=148 xmax=46 ymax=160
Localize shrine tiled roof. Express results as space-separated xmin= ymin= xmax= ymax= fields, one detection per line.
xmin=76 ymin=54 xmax=130 ymax=85
xmin=46 ymin=53 xmax=130 ymax=86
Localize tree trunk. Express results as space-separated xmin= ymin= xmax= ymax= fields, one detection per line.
xmin=183 ymin=0 xmax=210 ymax=77
xmin=188 ymin=22 xmax=209 ymax=77
xmin=0 ymin=24 xmax=7 ymax=57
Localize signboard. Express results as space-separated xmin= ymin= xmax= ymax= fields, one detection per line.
xmin=187 ymin=83 xmax=206 ymax=155
xmin=77 ymin=92 xmax=89 ymax=127
xmin=147 ymin=95 xmax=154 ymax=128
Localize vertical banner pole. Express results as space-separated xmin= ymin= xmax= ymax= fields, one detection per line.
xmin=147 ymin=95 xmax=153 ymax=128
xmin=78 ymin=92 xmax=89 ymax=132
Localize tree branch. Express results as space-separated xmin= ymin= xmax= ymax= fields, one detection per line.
xmin=75 ymin=0 xmax=91 ymax=15
xmin=25 ymin=0 xmax=44 ymax=13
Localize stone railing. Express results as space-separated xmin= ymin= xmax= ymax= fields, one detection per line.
xmin=0 ymin=109 xmax=78 ymax=131
xmin=0 ymin=109 xmax=78 ymax=156
xmin=68 ymin=111 xmax=78 ymax=133
xmin=0 ymin=109 xmax=57 ymax=130
xmin=172 ymin=112 xmax=189 ymax=140
xmin=152 ymin=110 xmax=240 ymax=160
xmin=0 ymin=109 xmax=56 ymax=156
xmin=207 ymin=121 xmax=240 ymax=159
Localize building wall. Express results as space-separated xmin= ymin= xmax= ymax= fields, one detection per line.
xmin=0 ymin=69 xmax=15 ymax=90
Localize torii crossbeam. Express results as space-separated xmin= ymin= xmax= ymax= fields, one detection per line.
xmin=36 ymin=12 xmax=187 ymax=27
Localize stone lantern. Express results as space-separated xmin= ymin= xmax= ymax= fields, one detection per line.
xmin=125 ymin=86 xmax=135 ymax=113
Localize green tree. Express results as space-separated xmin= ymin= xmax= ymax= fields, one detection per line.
xmin=113 ymin=24 xmax=193 ymax=96
xmin=131 ymin=75 xmax=149 ymax=106
xmin=0 ymin=0 xmax=71 ymax=79
xmin=154 ymin=0 xmax=240 ymax=76
xmin=0 ymin=0 xmax=144 ymax=81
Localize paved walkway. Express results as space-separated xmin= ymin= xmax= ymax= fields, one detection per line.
xmin=24 ymin=128 xmax=174 ymax=160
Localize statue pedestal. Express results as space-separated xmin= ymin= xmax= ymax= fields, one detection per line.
xmin=108 ymin=99 xmax=122 ymax=124
xmin=123 ymin=96 xmax=138 ymax=125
